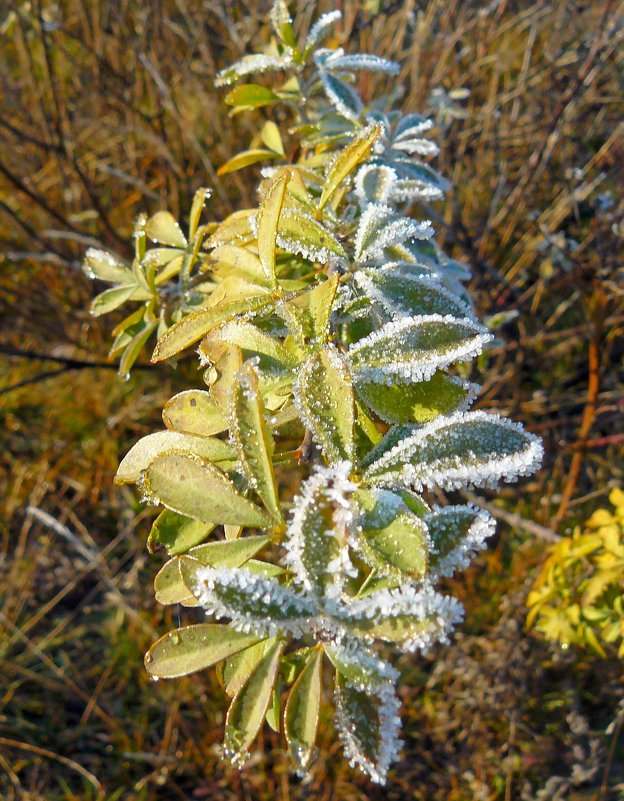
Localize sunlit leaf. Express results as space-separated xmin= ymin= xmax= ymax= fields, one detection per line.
xmin=284 ymin=649 xmax=322 ymax=773
xmin=145 ymin=211 xmax=187 ymax=248
xmin=320 ymin=124 xmax=381 ymax=210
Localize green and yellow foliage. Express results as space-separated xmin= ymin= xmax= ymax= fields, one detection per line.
xmin=528 ymin=488 xmax=624 ymax=658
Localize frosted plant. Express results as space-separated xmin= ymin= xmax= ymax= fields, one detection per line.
xmin=84 ymin=1 xmax=543 ymax=785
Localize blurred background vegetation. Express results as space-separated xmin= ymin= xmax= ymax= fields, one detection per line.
xmin=1 ymin=0 xmax=623 ymax=798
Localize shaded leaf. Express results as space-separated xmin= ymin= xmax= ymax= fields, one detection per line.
xmin=284 ymin=649 xmax=322 ymax=773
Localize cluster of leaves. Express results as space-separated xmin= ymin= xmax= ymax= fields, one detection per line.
xmin=84 ymin=2 xmax=542 ymax=784
xmin=527 ymin=488 xmax=624 ymax=659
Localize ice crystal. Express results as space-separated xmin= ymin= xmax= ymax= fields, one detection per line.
xmin=327 ymin=53 xmax=400 ymax=75
xmin=426 ymin=504 xmax=496 ymax=578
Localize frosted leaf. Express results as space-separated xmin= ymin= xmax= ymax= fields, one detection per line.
xmin=293 ymin=347 xmax=355 ymax=464
xmin=391 ymin=178 xmax=444 ymax=202
xmin=354 ymin=203 xmax=433 ymax=263
xmin=283 ymin=462 xmax=357 ymax=599
xmin=354 ymin=270 xmax=475 ymax=321
xmin=304 ymin=10 xmax=342 ymax=52
xmin=391 ymin=160 xmax=450 ymax=192
xmin=270 ymin=0 xmax=292 ymax=37
xmin=391 ymin=137 xmax=439 ymax=157
xmin=334 ymin=676 xmax=402 ymax=784
xmin=354 ymin=165 xmax=397 ymax=206
xmin=347 ymin=314 xmax=491 ymax=385
xmin=83 ymin=248 xmax=132 ymax=283
xmin=343 ymin=582 xmax=464 ymax=652
xmin=325 ymin=638 xmax=399 ymax=688
xmin=320 ymin=71 xmax=363 ymax=123
xmin=425 ymin=504 xmax=496 ymax=578
xmin=393 ymin=114 xmax=433 ymax=138
xmin=192 ymin=566 xmax=318 ymax=638
xmin=328 ymin=53 xmax=400 ymax=75
xmin=364 ymin=410 xmax=544 ymax=491
xmin=215 ymin=54 xmax=290 ymax=87
xmin=277 ymin=208 xmax=347 ymax=263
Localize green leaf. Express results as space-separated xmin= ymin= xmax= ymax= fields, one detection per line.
xmin=356 ymin=372 xmax=472 ymax=424
xmin=271 ymin=0 xmax=297 ymax=47
xmin=286 ymin=273 xmax=339 ymax=346
xmin=260 ymin=120 xmax=285 ymax=156
xmin=200 ymin=342 xmax=243 ymax=416
xmin=189 ymin=187 xmax=211 ymax=239
xmin=206 ymin=319 xmax=299 ymax=369
xmin=143 ymin=453 xmax=271 ymax=528
xmin=115 ymin=431 xmax=235 ymax=484
xmin=223 ymin=639 xmax=272 ymax=697
xmin=151 ymin=294 xmax=274 ymax=362
xmin=347 ymin=315 xmax=490 ymax=384
xmin=90 ymin=284 xmax=137 ymax=316
xmin=153 ymin=557 xmax=198 ymax=606
xmin=210 ymin=245 xmax=267 ymax=285
xmin=319 ymin=123 xmax=381 ymax=210
xmin=225 ymin=83 xmax=279 ymax=110
xmin=162 ymin=390 xmax=229 ymax=436
xmin=230 ymin=362 xmax=283 ymax=524
xmin=258 ymin=171 xmax=290 ymax=286
xmin=354 ymin=488 xmax=429 ymax=577
xmin=364 ymin=411 xmax=543 ymax=491
xmin=355 ymin=270 xmax=474 ymax=320
xmin=320 ymin=71 xmax=362 ymax=124
xmin=148 ymin=509 xmax=216 ymax=555
xmin=83 ymin=248 xmax=132 ymax=283
xmin=118 ymin=318 xmax=159 ymax=378
xmin=224 ymin=639 xmax=284 ymax=767
xmin=277 ymin=208 xmax=347 ymax=262
xmin=217 ymin=148 xmax=280 ymax=176
xmin=295 ymin=347 xmax=355 ymax=464
xmin=145 ymin=624 xmax=260 ymax=679
xmin=284 ymin=649 xmax=322 ymax=773
xmin=145 ymin=211 xmax=188 ymax=248
xmin=334 ymin=673 xmax=400 ymax=784
xmin=425 ymin=505 xmax=494 ymax=575
xmin=189 ymin=535 xmax=270 ymax=567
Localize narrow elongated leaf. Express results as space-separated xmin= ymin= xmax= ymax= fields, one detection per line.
xmin=190 ymin=535 xmax=270 ymax=567
xmin=145 ymin=624 xmax=260 ymax=678
xmin=286 ymin=273 xmax=339 ymax=346
xmin=425 ymin=505 xmax=495 ymax=577
xmin=320 ymin=71 xmax=362 ymax=123
xmin=328 ymin=53 xmax=400 ymax=74
xmin=304 ymin=10 xmax=341 ymax=53
xmin=277 ymin=208 xmax=347 ymax=262
xmin=284 ymin=462 xmax=356 ymax=599
xmin=225 ymin=83 xmax=279 ymax=109
xmin=334 ymin=674 xmax=402 ymax=785
xmin=354 ymin=270 xmax=474 ymax=321
xmin=190 ymin=565 xmax=317 ymax=636
xmin=142 ymin=453 xmax=270 ymax=528
xmin=348 ymin=314 xmax=490 ymax=384
xmin=257 ymin=172 xmax=290 ymax=285
xmin=118 ymin=319 xmax=159 ymax=378
xmin=146 ymin=211 xmax=187 ymax=248
xmin=90 ymin=284 xmax=137 ymax=316
xmin=294 ymin=347 xmax=355 ymax=464
xmin=147 ymin=509 xmax=215 ymax=555
xmin=162 ymin=390 xmax=228 ymax=436
xmin=215 ymin=54 xmax=288 ymax=87
xmin=320 ymin=124 xmax=381 ymax=210
xmin=116 ymin=431 xmax=234 ymax=484
xmin=284 ymin=649 xmax=322 ymax=773
xmin=205 ymin=320 xmax=300 ymax=368
xmin=344 ymin=584 xmax=463 ymax=651
xmin=152 ymin=295 xmax=273 ymax=362
xmin=364 ymin=410 xmax=544 ymax=491
xmin=218 ymin=148 xmax=280 ymax=175
xmin=230 ymin=363 xmax=282 ymax=523
xmin=356 ymin=372 xmax=473 ymax=424
xmin=223 ymin=639 xmax=272 ymax=697
xmin=83 ymin=248 xmax=132 ymax=283
xmin=224 ymin=639 xmax=284 ymax=766
xmin=189 ymin=187 xmax=211 ymax=239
